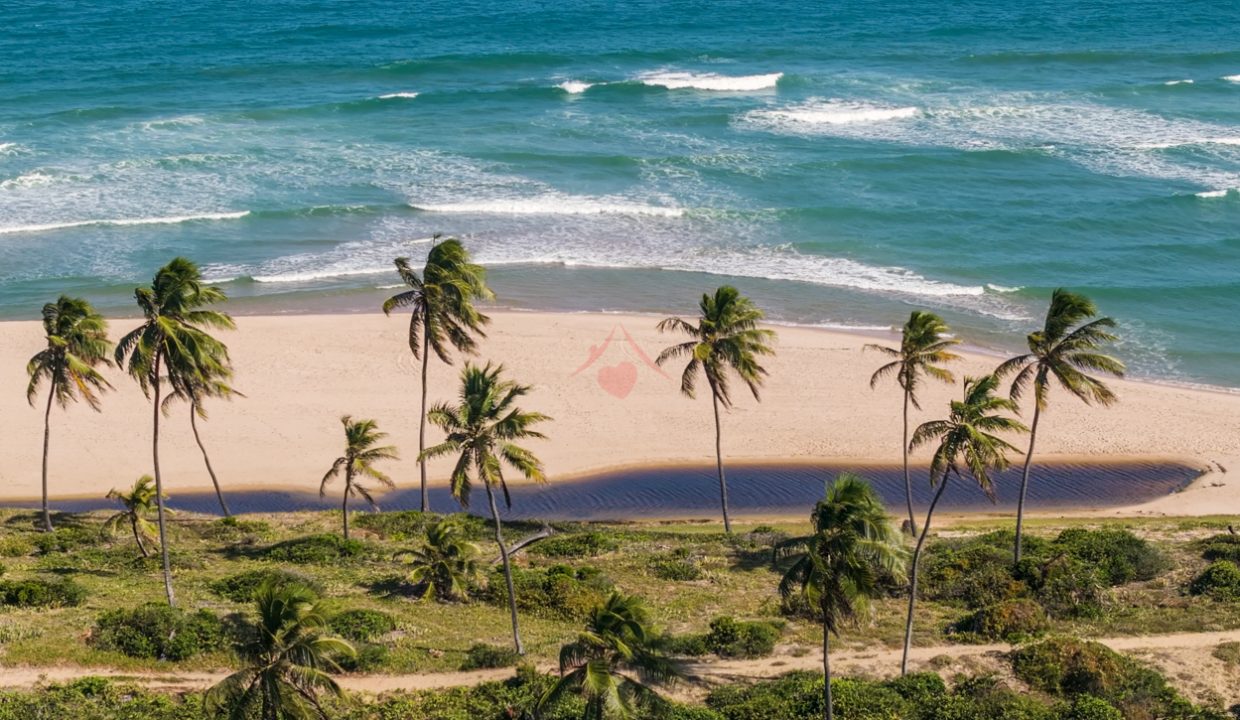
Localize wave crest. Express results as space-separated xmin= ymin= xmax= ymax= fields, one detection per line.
xmin=411 ymin=197 xmax=685 ymax=217
xmin=377 ymin=92 xmax=419 ymax=100
xmin=0 ymin=211 xmax=250 ymax=235
xmin=636 ymin=71 xmax=782 ymax=91
xmin=746 ymin=101 xmax=919 ymax=127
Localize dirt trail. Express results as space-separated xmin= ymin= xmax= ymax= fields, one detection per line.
xmin=3 ymin=629 xmax=1238 ymax=696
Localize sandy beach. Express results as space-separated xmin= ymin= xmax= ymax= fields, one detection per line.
xmin=3 ymin=310 xmax=1238 ymax=516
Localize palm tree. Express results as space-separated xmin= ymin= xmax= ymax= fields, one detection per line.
xmin=204 ymin=583 xmax=355 ymax=720
xmin=115 ymin=257 xmax=234 ymax=606
xmin=403 ymin=516 xmax=483 ymax=601
xmin=26 ymin=296 xmax=113 ymax=532
xmin=656 ymin=286 xmax=776 ymax=534
xmin=536 ymin=592 xmax=681 ymax=720
xmin=422 ymin=362 xmax=551 ymax=654
xmin=899 ymin=375 xmax=1026 ymax=675
xmin=103 ymin=476 xmax=163 ymax=558
xmin=996 ymin=289 xmax=1125 ymax=565
xmin=383 ymin=237 xmax=493 ymax=513
xmin=320 ymin=416 xmax=398 ymax=540
xmin=866 ymin=311 xmax=960 ymax=535
xmin=159 ymin=345 xmax=243 ymax=518
xmin=774 ymin=474 xmax=906 ymax=720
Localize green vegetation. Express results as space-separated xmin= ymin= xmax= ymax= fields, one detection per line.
xmin=656 ymin=285 xmax=777 ymax=534
xmin=103 ymin=475 xmax=163 ymax=558
xmin=703 ymin=616 xmax=782 ymax=658
xmin=319 ymin=415 xmax=399 ymax=540
xmin=1189 ymin=561 xmax=1240 ymax=600
xmin=403 ymin=516 xmax=483 ymax=601
xmin=460 ymin=642 xmax=520 ymax=670
xmin=0 ymin=576 xmax=85 ymax=607
xmin=90 ymin=604 xmax=224 ymax=660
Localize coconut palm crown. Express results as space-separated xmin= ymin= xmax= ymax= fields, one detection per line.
xmin=103 ymin=475 xmax=164 ymax=558
xmin=27 ymin=295 xmax=113 ymax=532
xmin=996 ymin=288 xmax=1125 ymax=564
xmin=320 ymin=416 xmax=398 ymax=540
xmin=403 ymin=516 xmax=483 ymax=601
xmin=656 ymin=286 xmax=776 ymax=533
xmin=383 ymin=237 xmax=493 ymax=513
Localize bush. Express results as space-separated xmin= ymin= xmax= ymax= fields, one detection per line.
xmin=885 ymin=672 xmax=946 ymax=706
xmin=352 ymin=510 xmax=434 ymax=540
xmin=704 ymin=616 xmax=780 ymax=659
xmin=1017 ymin=555 xmax=1106 ymax=619
xmin=210 ymin=568 xmax=321 ymax=602
xmin=336 ymin=642 xmax=388 ymax=673
xmin=460 ymin=643 xmax=520 ymax=670
xmin=90 ymin=604 xmax=225 ymax=661
xmin=1197 ymin=534 xmax=1240 ymax=563
xmin=0 ymin=577 xmax=86 ymax=607
xmin=1190 ymin=561 xmax=1240 ymax=600
xmin=922 ymin=541 xmax=1022 ymax=609
xmin=0 ymin=535 xmax=34 ymax=557
xmin=485 ymin=565 xmax=613 ymax=621
xmin=664 ymin=632 xmax=711 ymax=657
xmin=649 ymin=549 xmax=703 ymax=581
xmin=1062 ymin=695 xmax=1123 ymax=720
xmin=329 ymin=608 xmax=396 ymax=641
xmin=1051 ymin=528 xmax=1168 ymax=585
xmin=1212 ymin=641 xmax=1240 ymax=666
xmin=956 ymin=599 xmax=1048 ymax=641
xmin=31 ymin=527 xmax=97 ymax=555
xmin=530 ymin=531 xmax=618 ymax=558
xmin=259 ymin=534 xmax=367 ymax=564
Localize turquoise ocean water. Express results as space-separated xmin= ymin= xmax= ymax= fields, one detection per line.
xmin=2 ymin=1 xmax=1239 ymax=386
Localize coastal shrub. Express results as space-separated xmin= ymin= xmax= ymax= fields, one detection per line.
xmin=1196 ymin=534 xmax=1240 ymax=563
xmin=352 ymin=510 xmax=433 ymax=540
xmin=1019 ymin=555 xmax=1106 ymax=619
xmin=664 ymin=632 xmax=712 ymax=657
xmin=1190 ymin=561 xmax=1240 ymax=600
xmin=704 ymin=616 xmax=781 ymax=658
xmin=200 ymin=515 xmax=271 ymax=541
xmin=258 ymin=533 xmax=367 ymax=564
xmin=329 ymin=608 xmax=396 ymax=641
xmin=530 ymin=531 xmax=618 ymax=558
xmin=885 ymin=672 xmax=947 ymax=706
xmin=955 ymin=598 xmax=1048 ymax=641
xmin=484 ymin=564 xmax=613 ymax=620
xmin=0 ymin=535 xmax=33 ymax=557
xmin=922 ymin=541 xmax=1022 ymax=608
xmin=336 ymin=642 xmax=388 ymax=673
xmin=1061 ymin=695 xmax=1123 ymax=720
xmin=0 ymin=577 xmax=86 ymax=607
xmin=649 ymin=548 xmax=704 ymax=581
xmin=209 ymin=568 xmax=321 ymax=602
xmin=460 ymin=642 xmax=520 ymax=670
xmin=926 ymin=675 xmax=1057 ymax=720
xmin=31 ymin=526 xmax=96 ymax=555
xmin=90 ymin=604 xmax=225 ymax=661
xmin=0 ymin=678 xmax=192 ymax=720
xmin=1051 ymin=528 xmax=1168 ymax=585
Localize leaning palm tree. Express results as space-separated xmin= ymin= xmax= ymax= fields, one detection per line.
xmin=536 ymin=592 xmax=681 ymax=720
xmin=320 ymin=416 xmax=398 ymax=540
xmin=26 ymin=296 xmax=113 ymax=532
xmin=900 ymin=375 xmax=1026 ymax=675
xmin=383 ymin=237 xmax=493 ymax=513
xmin=866 ymin=311 xmax=960 ymax=535
xmin=164 ymin=343 xmax=243 ymax=517
xmin=656 ymin=286 xmax=776 ymax=533
xmin=996 ymin=289 xmax=1124 ymax=565
xmin=422 ymin=362 xmax=551 ymax=654
xmin=775 ymin=474 xmax=906 ymax=720
xmin=402 ymin=516 xmax=483 ymax=601
xmin=205 ymin=583 xmax=354 ymax=720
xmin=103 ymin=475 xmax=163 ymax=558
xmin=115 ymin=257 xmax=234 ymax=606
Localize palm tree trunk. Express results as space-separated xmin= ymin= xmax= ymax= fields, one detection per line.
xmin=1014 ymin=403 xmax=1041 ymax=566
xmin=710 ymin=389 xmax=732 ymax=534
xmin=900 ymin=473 xmax=950 ymax=675
xmin=902 ymin=390 xmax=916 ymax=536
xmin=150 ymin=352 xmax=176 ymax=607
xmin=486 ymin=483 xmax=524 ymax=655
xmin=40 ymin=385 xmax=55 ymax=532
xmin=419 ymin=318 xmax=431 ymax=513
xmin=190 ymin=403 xmax=231 ymax=517
xmin=342 ymin=471 xmax=351 ymax=540
xmin=822 ymin=614 xmax=833 ymax=720
xmin=131 ymin=517 xmax=149 ymax=557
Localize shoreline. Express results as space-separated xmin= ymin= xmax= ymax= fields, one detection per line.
xmin=4 ymin=309 xmax=1239 ymax=518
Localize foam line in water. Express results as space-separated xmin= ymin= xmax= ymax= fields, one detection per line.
xmin=411 ymin=198 xmax=685 ymax=217
xmin=1164 ymin=79 xmax=1194 ymax=85
xmin=377 ymin=92 xmax=419 ymax=99
xmin=1223 ymin=75 xmax=1240 ymax=84
xmin=557 ymin=80 xmax=594 ymax=94
xmin=1196 ymin=188 xmax=1235 ymax=198
xmin=636 ymin=71 xmax=783 ymax=91
xmin=0 ymin=211 xmax=250 ymax=235
xmin=748 ymin=101 xmax=919 ymax=126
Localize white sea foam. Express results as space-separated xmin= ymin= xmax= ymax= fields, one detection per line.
xmin=1196 ymin=188 xmax=1235 ymax=198
xmin=0 ymin=171 xmax=56 ymax=190
xmin=637 ymin=71 xmax=782 ymax=91
xmin=986 ymin=283 xmax=1023 ymax=293
xmin=137 ymin=115 xmax=206 ymax=131
xmin=251 ymin=266 xmax=392 ymax=283
xmin=747 ymin=101 xmax=919 ymax=127
xmin=0 ymin=143 xmax=19 ymax=156
xmin=378 ymin=92 xmax=419 ymax=99
xmin=557 ymin=80 xmax=594 ymax=94
xmin=1222 ymin=75 xmax=1240 ymax=84
xmin=0 ymin=211 xmax=250 ymax=235
xmin=1164 ymin=79 xmax=1194 ymax=86
xmin=411 ymin=197 xmax=686 ymax=217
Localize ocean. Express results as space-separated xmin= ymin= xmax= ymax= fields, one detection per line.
xmin=2 ymin=0 xmax=1239 ymax=386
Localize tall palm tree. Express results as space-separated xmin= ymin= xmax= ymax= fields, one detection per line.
xmin=996 ymin=289 xmax=1124 ymax=565
xmin=205 ymin=583 xmax=355 ymax=720
xmin=866 ymin=311 xmax=960 ymax=535
xmin=403 ymin=516 xmax=483 ymax=601
xmin=26 ymin=296 xmax=113 ymax=532
xmin=115 ymin=257 xmax=234 ymax=606
xmin=422 ymin=362 xmax=551 ymax=655
xmin=656 ymin=286 xmax=776 ymax=534
xmin=382 ymin=237 xmax=493 ymax=513
xmin=536 ymin=592 xmax=681 ymax=720
xmin=320 ymin=416 xmax=398 ymax=540
xmin=775 ymin=474 xmax=906 ymax=720
xmin=164 ymin=343 xmax=243 ymax=517
xmin=103 ymin=475 xmax=163 ymax=558
xmin=900 ymin=375 xmax=1026 ymax=675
